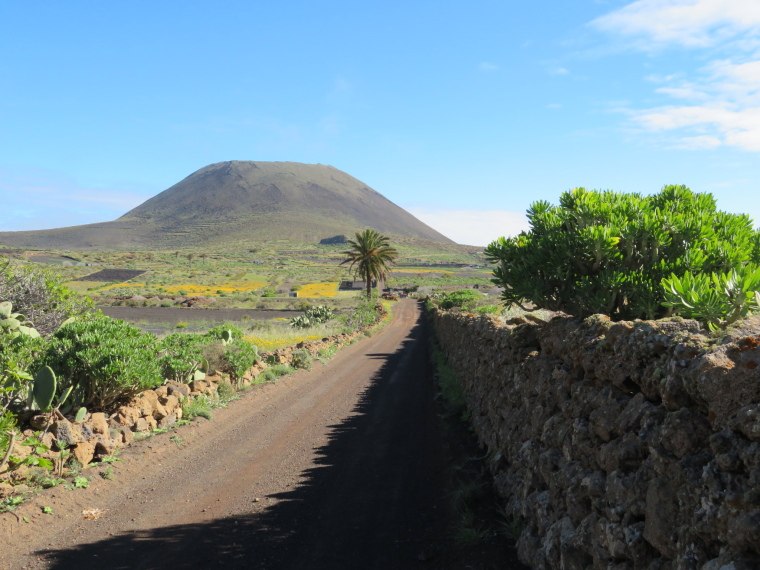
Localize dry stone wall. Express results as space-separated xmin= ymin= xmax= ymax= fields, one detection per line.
xmin=430 ymin=308 xmax=760 ymax=570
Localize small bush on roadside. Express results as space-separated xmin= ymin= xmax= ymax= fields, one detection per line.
xmin=340 ymin=298 xmax=380 ymax=332
xmin=440 ymin=289 xmax=481 ymax=311
xmin=220 ymin=340 xmax=258 ymax=383
xmin=291 ymin=349 xmax=313 ymax=370
xmin=216 ymin=380 xmax=237 ymax=402
xmin=0 ymin=410 xmax=17 ymax=458
xmin=182 ymin=395 xmax=213 ymax=420
xmin=267 ymin=364 xmax=294 ymax=377
xmin=158 ymin=333 xmax=207 ymax=383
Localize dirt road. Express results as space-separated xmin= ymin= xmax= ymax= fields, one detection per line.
xmin=1 ymin=299 xmax=519 ymax=569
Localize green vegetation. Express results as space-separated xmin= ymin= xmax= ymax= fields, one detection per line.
xmin=341 ymin=229 xmax=399 ymax=298
xmin=220 ymin=340 xmax=258 ymax=384
xmin=439 ymin=289 xmax=481 ymax=311
xmin=290 ymin=305 xmax=334 ymax=328
xmin=485 ymin=186 xmax=760 ymax=325
xmin=43 ymin=315 xmax=163 ymax=410
xmin=291 ymin=349 xmax=313 ymax=370
xmin=158 ymin=333 xmax=207 ymax=383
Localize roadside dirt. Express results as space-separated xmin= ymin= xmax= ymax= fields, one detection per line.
xmin=0 ymin=299 xmax=523 ymax=569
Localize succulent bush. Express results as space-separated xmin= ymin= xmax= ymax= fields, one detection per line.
xmin=485 ymin=186 xmax=760 ymax=322
xmin=158 ymin=333 xmax=208 ymax=383
xmin=219 ymin=340 xmax=258 ymax=384
xmin=42 ymin=315 xmax=163 ymax=411
xmin=0 ymin=302 xmax=46 ymax=413
xmin=662 ymin=267 xmax=760 ymax=330
xmin=439 ymin=289 xmax=481 ymax=311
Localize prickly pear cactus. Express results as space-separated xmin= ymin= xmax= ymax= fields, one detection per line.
xmin=0 ymin=300 xmax=40 ymax=340
xmin=32 ymin=366 xmax=57 ymax=411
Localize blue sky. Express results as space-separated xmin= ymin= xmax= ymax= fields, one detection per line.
xmin=2 ymin=0 xmax=759 ymax=246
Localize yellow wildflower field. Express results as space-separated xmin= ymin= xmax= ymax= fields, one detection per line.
xmin=160 ymin=280 xmax=268 ymax=296
xmin=299 ymin=282 xmax=339 ymax=297
xmin=244 ymin=333 xmax=325 ymax=351
xmin=99 ymin=282 xmax=146 ymax=290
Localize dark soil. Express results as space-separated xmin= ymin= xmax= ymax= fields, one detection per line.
xmin=75 ymin=269 xmax=146 ymax=282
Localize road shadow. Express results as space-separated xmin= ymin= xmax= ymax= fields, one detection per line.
xmin=37 ymin=306 xmax=453 ymax=570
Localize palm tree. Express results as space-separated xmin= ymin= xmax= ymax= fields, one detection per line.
xmin=340 ymin=229 xmax=398 ymax=298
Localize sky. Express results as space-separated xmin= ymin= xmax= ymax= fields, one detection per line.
xmin=1 ymin=0 xmax=759 ymax=247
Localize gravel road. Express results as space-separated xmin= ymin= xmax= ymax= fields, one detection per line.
xmin=0 ymin=299 xmax=520 ymax=570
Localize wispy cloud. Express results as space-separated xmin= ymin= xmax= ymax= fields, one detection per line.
xmin=626 ymin=59 xmax=760 ymax=151
xmin=478 ymin=62 xmax=499 ymax=72
xmin=406 ymin=207 xmax=529 ymax=247
xmin=593 ymin=0 xmax=760 ymax=152
xmin=0 ymin=169 xmax=149 ymax=231
xmin=550 ymin=67 xmax=570 ymax=75
xmin=591 ymin=0 xmax=760 ymax=49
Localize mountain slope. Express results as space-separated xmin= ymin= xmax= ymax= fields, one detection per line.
xmin=0 ymin=161 xmax=455 ymax=250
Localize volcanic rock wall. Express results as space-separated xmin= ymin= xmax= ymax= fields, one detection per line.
xmin=430 ymin=308 xmax=760 ymax=569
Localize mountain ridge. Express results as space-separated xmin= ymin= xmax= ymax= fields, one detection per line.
xmin=1 ymin=161 xmax=457 ymax=250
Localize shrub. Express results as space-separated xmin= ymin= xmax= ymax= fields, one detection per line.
xmin=0 ymin=259 xmax=92 ymax=336
xmin=267 ymin=364 xmax=295 ymax=377
xmin=182 ymin=395 xmax=213 ymax=420
xmin=340 ymin=298 xmax=380 ymax=331
xmin=0 ymin=410 xmax=17 ymax=459
xmin=291 ymin=349 xmax=313 ymax=370
xmin=485 ymin=186 xmax=760 ymax=321
xmin=43 ymin=315 xmax=162 ymax=411
xmin=662 ymin=268 xmax=760 ymax=330
xmin=158 ymin=333 xmax=207 ymax=383
xmin=0 ymin=333 xmax=46 ymax=412
xmin=205 ymin=324 xmax=244 ymax=341
xmin=220 ymin=340 xmax=258 ymax=383
xmin=440 ymin=289 xmax=481 ymax=311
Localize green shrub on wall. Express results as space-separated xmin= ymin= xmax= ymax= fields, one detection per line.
xmin=485 ymin=185 xmax=760 ymax=321
xmin=43 ymin=315 xmax=162 ymax=411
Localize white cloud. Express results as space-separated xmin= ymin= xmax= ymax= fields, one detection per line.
xmin=551 ymin=67 xmax=570 ymax=75
xmin=593 ymin=1 xmax=760 ymax=152
xmin=478 ymin=62 xmax=499 ymax=72
xmin=626 ymin=58 xmax=760 ymax=151
xmin=592 ymin=0 xmax=760 ymax=48
xmin=547 ymin=103 xmax=563 ymax=109
xmin=406 ymin=208 xmax=529 ymax=247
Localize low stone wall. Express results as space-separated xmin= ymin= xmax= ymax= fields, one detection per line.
xmin=430 ymin=308 xmax=760 ymax=569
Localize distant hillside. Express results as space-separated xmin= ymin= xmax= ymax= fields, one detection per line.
xmin=0 ymin=161 xmax=456 ymax=250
